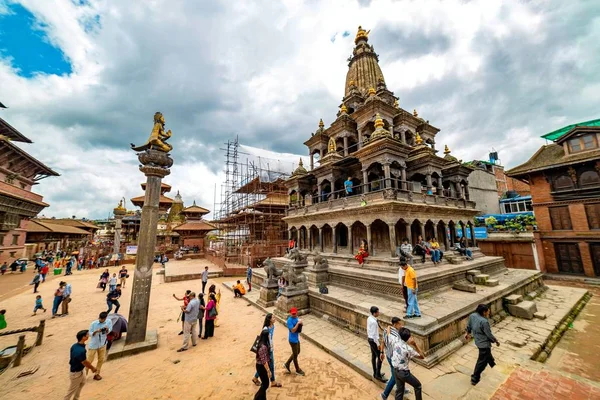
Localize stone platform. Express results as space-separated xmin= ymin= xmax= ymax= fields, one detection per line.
xmin=164 ymin=260 xmax=223 ymax=283
xmin=223 ymin=280 xmax=589 ymax=395
xmin=107 ymin=330 xmax=158 ymax=360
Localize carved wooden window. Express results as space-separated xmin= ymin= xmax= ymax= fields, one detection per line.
xmin=580 ymin=170 xmax=600 ymax=187
xmin=568 ymin=134 xmax=598 ymax=153
xmin=553 ymin=175 xmax=574 ymax=191
xmin=549 ymin=206 xmax=572 ymax=230
xmin=585 ymin=203 xmax=600 ymax=230
xmin=554 ymin=243 xmax=583 ymax=275
xmin=11 ymin=234 xmax=19 ymax=245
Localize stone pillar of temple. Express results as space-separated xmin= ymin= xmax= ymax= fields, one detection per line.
xmin=383 ymin=163 xmax=391 ymax=189
xmin=437 ymin=177 xmax=444 ymax=196
xmin=366 ymin=223 xmax=372 ymax=256
xmin=426 ymin=173 xmax=433 ymax=194
xmin=126 ymin=143 xmax=172 ymax=347
xmin=310 ymin=152 xmax=314 ymax=170
xmin=469 ymin=224 xmax=476 ymax=247
xmin=461 ymin=224 xmax=467 ymax=243
xmin=348 ymin=227 xmax=354 ymax=255
xmin=442 ymin=224 xmax=450 ymax=251
xmin=288 ymin=229 xmax=292 ymax=241
xmin=318 ymin=227 xmax=324 ymax=252
xmin=308 ymin=229 xmax=312 ymax=251
xmin=464 ymin=183 xmax=470 ymax=201
xmin=400 ymin=168 xmax=407 ymax=191
xmin=343 ymin=136 xmax=348 ymax=156
xmin=388 ymin=223 xmax=397 ymax=257
xmin=332 ymin=225 xmax=338 ymax=254
xmin=358 ymin=131 xmax=363 ymax=149
xmin=113 ymin=202 xmax=126 ymax=259
xmin=404 ymin=223 xmax=411 ymax=243
xmin=362 ymin=169 xmax=369 ymax=193
xmin=400 ymin=130 xmax=406 ymax=144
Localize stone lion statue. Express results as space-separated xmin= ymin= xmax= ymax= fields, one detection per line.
xmin=312 ymin=252 xmax=328 ymax=270
xmin=286 ymin=248 xmax=306 ymax=263
xmin=263 ymin=258 xmax=283 ymax=281
xmin=283 ymin=265 xmax=307 ymax=288
xmin=131 ymin=112 xmax=173 ymax=153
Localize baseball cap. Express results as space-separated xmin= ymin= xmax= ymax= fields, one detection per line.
xmin=290 ymin=307 xmax=298 ymax=315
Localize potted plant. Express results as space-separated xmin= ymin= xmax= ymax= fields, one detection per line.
xmin=494 ymin=224 xmax=506 ymax=231
xmin=485 ymin=216 xmax=498 ymax=231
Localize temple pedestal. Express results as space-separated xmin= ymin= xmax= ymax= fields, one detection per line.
xmin=257 ymin=279 xmax=279 ymax=308
xmin=275 ymin=288 xmax=310 ymax=318
xmin=305 ymin=253 xmax=329 ymax=287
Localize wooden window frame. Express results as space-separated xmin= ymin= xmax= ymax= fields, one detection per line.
xmin=568 ymin=134 xmax=598 ymax=153
xmin=549 ymin=206 xmax=572 ymax=230
xmin=586 ymin=203 xmax=600 ymax=230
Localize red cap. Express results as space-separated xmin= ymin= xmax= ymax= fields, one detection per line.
xmin=290 ymin=307 xmax=298 ymax=315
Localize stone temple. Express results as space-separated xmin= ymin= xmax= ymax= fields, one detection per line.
xmin=251 ymin=27 xmax=547 ymax=368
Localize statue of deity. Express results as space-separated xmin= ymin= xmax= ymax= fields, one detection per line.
xmin=131 ymin=112 xmax=173 ymax=153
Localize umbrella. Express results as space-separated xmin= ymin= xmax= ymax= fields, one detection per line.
xmin=108 ymin=313 xmax=128 ymax=336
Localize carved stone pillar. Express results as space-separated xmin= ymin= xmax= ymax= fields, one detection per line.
xmin=288 ymin=229 xmax=292 ymax=241
xmin=113 ymin=203 xmax=126 ymax=258
xmin=461 ymin=224 xmax=467 ymax=243
xmin=318 ymin=227 xmax=323 ymax=252
xmin=366 ymin=223 xmax=372 ymax=256
xmin=332 ymin=225 xmax=338 ymax=254
xmin=469 ymin=224 xmax=476 ymax=247
xmin=388 ymin=223 xmax=397 ymax=258
xmin=362 ymin=169 xmax=369 ymax=193
xmin=437 ymin=177 xmax=444 ymax=196
xmin=348 ymin=227 xmax=354 ymax=255
xmin=310 ymin=152 xmax=314 ymax=170
xmin=343 ymin=136 xmax=348 ymax=156
xmin=426 ymin=173 xmax=433 ymax=194
xmin=404 ymin=223 xmax=411 ymax=243
xmin=400 ymin=130 xmax=406 ymax=144
xmin=400 ymin=168 xmax=407 ymax=191
xmin=383 ymin=163 xmax=391 ymax=189
xmin=127 ymin=146 xmax=172 ymax=346
xmin=308 ymin=229 xmax=312 ymax=251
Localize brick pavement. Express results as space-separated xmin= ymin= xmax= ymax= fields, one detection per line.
xmin=224 ymin=281 xmax=588 ymax=400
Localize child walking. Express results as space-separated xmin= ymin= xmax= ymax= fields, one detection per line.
xmin=33 ymin=295 xmax=47 ymax=315
xmin=108 ymin=273 xmax=118 ymax=292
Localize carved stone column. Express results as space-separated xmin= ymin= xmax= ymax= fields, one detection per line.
xmin=318 ymin=227 xmax=324 ymax=252
xmin=400 ymin=130 xmax=406 ymax=144
xmin=127 ymin=150 xmax=172 ymax=345
xmin=400 ymin=167 xmax=407 ymax=191
xmin=348 ymin=227 xmax=354 ymax=255
xmin=437 ymin=177 xmax=444 ymax=196
xmin=461 ymin=223 xmax=467 ymax=242
xmin=310 ymin=152 xmax=314 ymax=170
xmin=332 ymin=225 xmax=338 ymax=254
xmin=426 ymin=173 xmax=433 ymax=194
xmin=388 ymin=223 xmax=397 ymax=257
xmin=404 ymin=223 xmax=411 ymax=243
xmin=113 ymin=202 xmax=126 ymax=259
xmin=362 ymin=169 xmax=369 ymax=193
xmin=469 ymin=224 xmax=476 ymax=247
xmin=343 ymin=136 xmax=348 ymax=156
xmin=383 ymin=163 xmax=391 ymax=189
xmin=366 ymin=223 xmax=372 ymax=256
xmin=307 ymin=229 xmax=312 ymax=251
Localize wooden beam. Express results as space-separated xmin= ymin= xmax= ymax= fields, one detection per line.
xmin=14 ymin=334 xmax=25 ymax=367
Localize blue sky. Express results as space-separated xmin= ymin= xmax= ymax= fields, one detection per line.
xmin=0 ymin=2 xmax=71 ymax=77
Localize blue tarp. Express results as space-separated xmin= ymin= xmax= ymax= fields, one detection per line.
xmin=456 ymin=227 xmax=488 ymax=240
xmin=499 ymin=195 xmax=532 ymax=203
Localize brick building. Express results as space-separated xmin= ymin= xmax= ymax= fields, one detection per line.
xmin=470 ymin=158 xmax=531 ymax=199
xmin=507 ymin=120 xmax=600 ymax=277
xmin=0 ymin=109 xmax=58 ymax=264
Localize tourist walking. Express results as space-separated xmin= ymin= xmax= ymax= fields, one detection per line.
xmin=64 ymin=330 xmax=96 ymax=400
xmin=413 ymin=235 xmax=427 ymax=264
xmin=173 ymin=290 xmax=191 ymax=335
xmin=87 ymin=311 xmax=112 ymax=381
xmin=246 ymin=264 xmax=253 ymax=292
xmin=355 ymin=238 xmax=369 ymax=266
xmin=253 ymin=313 xmax=282 ymax=388
xmin=41 ymin=263 xmax=49 ymax=282
xmin=367 ymin=306 xmax=387 ymax=382
xmin=197 ymin=293 xmax=205 ymax=339
xmin=202 ymin=293 xmax=217 ymax=339
xmin=466 ymin=304 xmax=500 ymax=386
xmin=254 ymin=329 xmax=273 ymax=400
xmin=32 ymin=271 xmax=41 ymax=293
xmin=52 ymin=282 xmax=66 ymax=318
xmin=106 ymin=284 xmax=122 ymax=313
xmin=201 ymin=266 xmax=209 ymax=294
xmin=98 ymin=269 xmax=110 ymax=291
xmin=233 ymin=280 xmax=246 ymax=298
xmin=108 ymin=273 xmax=118 ymax=292
xmin=400 ymin=256 xmax=421 ymax=318
xmin=32 ymin=295 xmax=47 ymax=315
xmin=381 ymin=316 xmax=411 ymax=400
xmin=283 ymin=307 xmax=305 ymax=376
xmin=392 ymin=328 xmax=425 ymax=400
xmin=119 ymin=266 xmax=128 ymax=288
xmin=62 ymin=281 xmax=72 ymax=316
xmin=178 ymin=291 xmax=200 ymax=352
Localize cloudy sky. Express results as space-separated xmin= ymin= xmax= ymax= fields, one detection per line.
xmin=1 ymin=0 xmax=598 ymax=219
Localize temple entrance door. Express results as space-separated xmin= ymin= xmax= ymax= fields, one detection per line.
xmin=554 ymin=243 xmax=584 ymax=275
xmin=591 ymin=243 xmax=600 ymax=277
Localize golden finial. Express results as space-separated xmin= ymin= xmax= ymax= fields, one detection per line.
xmin=319 ymin=119 xmax=324 ymax=129
xmin=393 ymin=99 xmax=399 ymax=108
xmin=415 ymin=132 xmax=423 ymax=145
xmin=368 ymin=87 xmax=376 ymax=96
xmin=117 ymin=199 xmax=125 ymax=210
xmin=374 ymin=113 xmax=384 ymax=129
xmin=413 ymin=109 xmax=418 ymax=117
xmin=340 ymin=104 xmax=348 ymax=114
xmin=444 ymin=145 xmax=451 ymax=155
xmin=298 ymin=157 xmax=304 ymax=167
xmin=349 ymin=80 xmax=355 ymax=87
xmin=328 ymin=137 xmax=336 ymax=154
xmin=355 ymin=25 xmax=370 ymax=44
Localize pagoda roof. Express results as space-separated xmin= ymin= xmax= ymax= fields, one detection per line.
xmin=0 ymin=139 xmax=59 ymax=181
xmin=235 ymin=176 xmax=288 ymax=194
xmin=173 ymin=220 xmax=216 ymax=231
xmin=182 ymin=202 xmax=210 ymax=214
xmin=37 ymin=218 xmax=98 ymax=230
xmin=130 ymin=194 xmax=174 ymax=206
xmin=0 ymin=116 xmax=32 ymax=143
xmin=140 ymin=182 xmax=172 ymax=192
xmin=27 ymin=219 xmax=91 ymax=235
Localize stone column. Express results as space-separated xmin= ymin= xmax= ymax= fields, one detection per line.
xmin=310 ymin=152 xmax=314 ymax=170
xmin=332 ymin=225 xmax=338 ymax=254
xmin=113 ymin=203 xmax=126 ymax=257
xmin=469 ymin=224 xmax=476 ymax=247
xmin=388 ymin=223 xmax=397 ymax=257
xmin=464 ymin=183 xmax=470 ymax=201
xmin=288 ymin=229 xmax=292 ymax=241
xmin=362 ymin=169 xmax=369 ymax=193
xmin=308 ymin=229 xmax=312 ymax=251
xmin=383 ymin=163 xmax=391 ymax=189
xmin=461 ymin=224 xmax=467 ymax=243
xmin=426 ymin=173 xmax=433 ymax=194
xmin=366 ymin=223 xmax=372 ymax=256
xmin=348 ymin=227 xmax=354 ymax=255
xmin=318 ymin=227 xmax=324 ymax=252
xmin=343 ymin=136 xmax=348 ymax=156
xmin=127 ymin=148 xmax=172 ymax=345
xmin=443 ymin=224 xmax=450 ymax=250
xmin=400 ymin=130 xmax=406 ymax=144
xmin=400 ymin=168 xmax=407 ymax=191
xmin=437 ymin=177 xmax=444 ymax=196
xmin=404 ymin=223 xmax=411 ymax=243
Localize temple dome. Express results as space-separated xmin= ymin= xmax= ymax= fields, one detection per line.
xmin=344 ymin=26 xmax=386 ymax=97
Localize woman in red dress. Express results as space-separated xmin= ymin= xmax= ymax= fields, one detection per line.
xmin=355 ymin=239 xmax=369 ymax=266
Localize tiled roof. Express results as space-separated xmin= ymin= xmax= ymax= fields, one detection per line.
xmin=27 ymin=220 xmax=91 ymax=235
xmin=173 ymin=220 xmax=216 ymax=231
xmin=506 ymin=144 xmax=600 ymax=177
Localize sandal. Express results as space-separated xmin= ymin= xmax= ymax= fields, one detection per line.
xmin=252 ymin=378 xmax=260 ymax=386
xmin=272 ymin=382 xmax=282 ymax=387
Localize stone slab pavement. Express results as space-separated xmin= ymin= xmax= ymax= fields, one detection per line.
xmin=164 ymin=258 xmax=222 ymax=278
xmin=224 ymin=281 xmax=588 ymax=400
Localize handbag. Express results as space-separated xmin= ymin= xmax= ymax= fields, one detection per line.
xmin=250 ymin=335 xmax=260 ymax=353
xmin=208 ymin=305 xmax=218 ymax=318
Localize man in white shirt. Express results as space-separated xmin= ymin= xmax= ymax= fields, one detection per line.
xmin=392 ymin=328 xmax=425 ymax=400
xmin=367 ymin=306 xmax=387 ymax=383
xmin=381 ymin=317 xmax=411 ymax=399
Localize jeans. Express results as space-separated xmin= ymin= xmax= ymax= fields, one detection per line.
xmin=431 ymin=249 xmax=441 ymax=263
xmin=202 ymin=280 xmax=207 ymax=294
xmin=368 ymin=339 xmax=383 ymax=377
xmin=109 ymin=284 xmax=116 ymax=292
xmin=407 ymin=288 xmax=421 ymax=317
xmin=255 ymin=349 xmax=276 ymax=382
xmin=52 ymin=296 xmax=63 ymax=316
xmin=383 ymin=356 xmax=396 ymax=398
xmin=394 ymin=369 xmax=422 ymax=400
xmin=414 ymin=246 xmax=426 ymax=263
xmin=254 ymin=363 xmax=270 ymax=400
xmin=107 ymin=300 xmax=120 ymax=313
xmin=34 ymin=282 xmax=40 ymax=293
xmin=41 ymin=273 xmax=46 ymax=282
xmin=472 ymin=347 xmax=495 ymax=383
xmin=285 ymin=342 xmax=301 ymax=372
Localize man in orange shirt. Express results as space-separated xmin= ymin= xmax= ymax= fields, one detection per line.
xmin=233 ymin=280 xmax=246 ymax=298
xmin=400 ymin=256 xmax=421 ymax=319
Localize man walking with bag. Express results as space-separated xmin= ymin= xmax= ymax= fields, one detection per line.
xmin=87 ymin=312 xmax=112 ymax=381
xmin=466 ymin=304 xmax=500 ymax=386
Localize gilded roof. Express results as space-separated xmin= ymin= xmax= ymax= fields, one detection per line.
xmin=344 ymin=26 xmax=385 ymax=97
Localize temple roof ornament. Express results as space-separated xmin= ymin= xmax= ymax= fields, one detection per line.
xmin=444 ymin=145 xmax=459 ymax=163
xmin=369 ymin=113 xmax=391 ymax=141
xmin=368 ymin=87 xmax=376 ymax=96
xmin=319 ymin=118 xmax=324 ymax=129
xmin=292 ymin=157 xmax=308 ymax=176
xmin=413 ymin=109 xmax=419 ymax=117
xmin=114 ymin=199 xmax=126 ymax=213
xmin=394 ymin=99 xmax=399 ymax=108
xmin=328 ymin=137 xmax=336 ymax=153
xmin=444 ymin=145 xmax=451 ymax=155
xmin=415 ymin=132 xmax=424 ymax=145
xmin=340 ymin=104 xmax=348 ymax=114
xmin=355 ymin=25 xmax=370 ymax=44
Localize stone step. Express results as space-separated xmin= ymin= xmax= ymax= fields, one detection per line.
xmin=504 ymin=294 xmax=523 ymax=305
xmin=473 ymin=274 xmax=489 ymax=285
xmin=453 ymin=282 xmax=477 ymax=293
xmin=485 ymin=279 xmax=499 ymax=287
xmin=507 ymin=300 xmax=538 ymax=320
xmin=533 ymin=312 xmax=547 ymax=320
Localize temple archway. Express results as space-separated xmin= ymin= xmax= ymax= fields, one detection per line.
xmin=320 ymin=179 xmax=331 ymax=202
xmin=368 ymin=163 xmax=384 ymax=192
xmin=290 ymin=227 xmax=298 ymax=242
xmin=335 ymin=222 xmax=349 ymax=253
xmin=322 ymin=224 xmax=333 ymax=253
xmin=409 ymin=173 xmax=427 ymax=193
xmin=371 ymin=219 xmax=390 ymax=256
xmin=309 ymin=225 xmax=319 ymax=251
xmin=436 ymin=220 xmax=448 ymax=250
xmin=395 ymin=218 xmax=410 ymax=248
xmin=448 ymin=220 xmax=457 ymax=247
xmin=424 ymin=220 xmax=435 ymax=240
xmin=411 ymin=219 xmax=423 ymax=245
xmin=351 ymin=221 xmax=367 ymax=253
